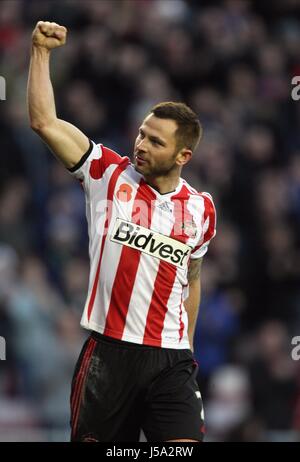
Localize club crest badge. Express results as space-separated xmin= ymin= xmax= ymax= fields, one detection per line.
xmin=182 ymin=218 xmax=197 ymax=239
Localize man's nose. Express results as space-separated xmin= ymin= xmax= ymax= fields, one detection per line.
xmin=136 ymin=138 xmax=148 ymax=152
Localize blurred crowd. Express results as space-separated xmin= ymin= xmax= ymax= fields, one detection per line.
xmin=0 ymin=0 xmax=300 ymax=442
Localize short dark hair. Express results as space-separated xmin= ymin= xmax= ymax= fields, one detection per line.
xmin=150 ymin=101 xmax=202 ymax=152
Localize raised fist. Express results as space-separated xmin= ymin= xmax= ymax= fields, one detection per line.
xmin=32 ymin=21 xmax=67 ymax=50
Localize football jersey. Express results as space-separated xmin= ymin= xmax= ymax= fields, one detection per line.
xmin=69 ymin=140 xmax=217 ymax=349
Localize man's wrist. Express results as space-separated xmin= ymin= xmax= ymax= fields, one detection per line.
xmin=31 ymin=45 xmax=51 ymax=57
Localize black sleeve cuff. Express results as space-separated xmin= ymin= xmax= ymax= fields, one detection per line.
xmin=68 ymin=139 xmax=94 ymax=173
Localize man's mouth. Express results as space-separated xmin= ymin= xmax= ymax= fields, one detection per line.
xmin=135 ymin=154 xmax=148 ymax=165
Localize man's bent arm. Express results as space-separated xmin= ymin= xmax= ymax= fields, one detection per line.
xmin=184 ymin=257 xmax=203 ymax=352
xmin=27 ymin=21 xmax=89 ymax=169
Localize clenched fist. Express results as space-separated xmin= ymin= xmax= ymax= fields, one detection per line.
xmin=32 ymin=21 xmax=67 ymax=50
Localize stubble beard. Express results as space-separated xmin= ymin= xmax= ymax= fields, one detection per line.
xmin=133 ymin=151 xmax=178 ymax=178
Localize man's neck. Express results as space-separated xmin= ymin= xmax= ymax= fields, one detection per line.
xmin=144 ymin=174 xmax=181 ymax=195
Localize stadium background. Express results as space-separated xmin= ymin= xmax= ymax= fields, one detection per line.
xmin=0 ymin=0 xmax=300 ymax=442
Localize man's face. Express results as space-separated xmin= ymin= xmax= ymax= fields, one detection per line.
xmin=133 ymin=114 xmax=180 ymax=177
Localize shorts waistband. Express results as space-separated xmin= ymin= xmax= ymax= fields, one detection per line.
xmin=90 ymin=331 xmax=191 ymax=353
xmin=90 ymin=331 xmax=159 ymax=349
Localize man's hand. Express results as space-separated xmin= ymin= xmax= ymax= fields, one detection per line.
xmin=32 ymin=21 xmax=67 ymax=50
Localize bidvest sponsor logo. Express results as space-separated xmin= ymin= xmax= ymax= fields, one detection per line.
xmin=111 ymin=218 xmax=191 ymax=268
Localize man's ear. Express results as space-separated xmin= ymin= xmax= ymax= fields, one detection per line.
xmin=176 ymin=148 xmax=192 ymax=166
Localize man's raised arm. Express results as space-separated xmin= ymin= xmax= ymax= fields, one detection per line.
xmin=27 ymin=21 xmax=90 ymax=169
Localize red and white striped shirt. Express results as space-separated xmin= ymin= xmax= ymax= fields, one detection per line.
xmin=70 ymin=140 xmax=217 ymax=349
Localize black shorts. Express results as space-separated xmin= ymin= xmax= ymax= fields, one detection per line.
xmin=70 ymin=332 xmax=205 ymax=442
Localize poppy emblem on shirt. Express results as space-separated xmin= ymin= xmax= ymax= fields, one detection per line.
xmin=116 ymin=183 xmax=133 ymax=202
xmin=182 ymin=218 xmax=197 ymax=239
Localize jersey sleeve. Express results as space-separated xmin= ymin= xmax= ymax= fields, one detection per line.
xmin=191 ymin=192 xmax=217 ymax=259
xmin=68 ymin=140 xmax=125 ymax=189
